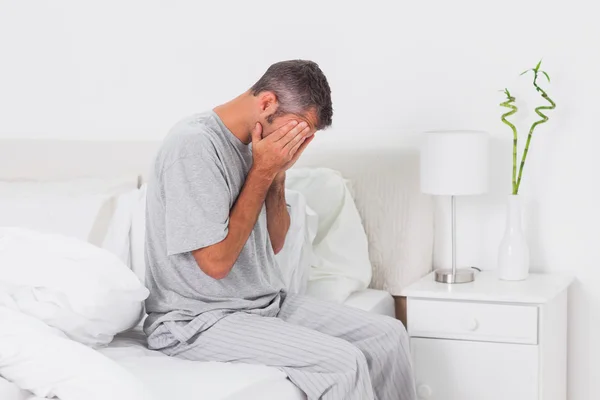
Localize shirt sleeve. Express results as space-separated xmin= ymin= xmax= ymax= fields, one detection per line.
xmin=162 ymin=153 xmax=230 ymax=256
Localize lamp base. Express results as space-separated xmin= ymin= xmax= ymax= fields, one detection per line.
xmin=434 ymin=268 xmax=475 ymax=284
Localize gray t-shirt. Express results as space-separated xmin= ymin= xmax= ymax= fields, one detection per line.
xmin=143 ymin=111 xmax=285 ymax=338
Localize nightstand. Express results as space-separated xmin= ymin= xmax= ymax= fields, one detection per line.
xmin=402 ymin=271 xmax=572 ymax=400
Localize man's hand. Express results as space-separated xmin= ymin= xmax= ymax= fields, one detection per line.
xmin=251 ymin=120 xmax=312 ymax=179
xmin=280 ymin=134 xmax=314 ymax=171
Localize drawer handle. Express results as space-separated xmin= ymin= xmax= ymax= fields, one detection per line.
xmin=417 ymin=384 xmax=433 ymax=399
xmin=465 ymin=318 xmax=479 ymax=331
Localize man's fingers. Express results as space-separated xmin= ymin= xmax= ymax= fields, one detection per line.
xmin=268 ymin=120 xmax=299 ymax=141
xmin=276 ymin=121 xmax=308 ymax=146
xmin=251 ymin=122 xmax=263 ymax=144
xmin=289 ymin=137 xmax=306 ymax=156
xmin=290 ymin=134 xmax=314 ymax=158
xmin=283 ymin=126 xmax=311 ymax=151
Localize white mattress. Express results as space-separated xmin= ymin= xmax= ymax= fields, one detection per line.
xmin=102 ymin=289 xmax=394 ymax=400
xmin=99 ymin=328 xmax=305 ymax=400
xmin=2 ymin=289 xmax=394 ymax=400
xmin=345 ymin=288 xmax=396 ymax=317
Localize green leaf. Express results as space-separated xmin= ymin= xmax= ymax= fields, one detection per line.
xmin=520 ymin=69 xmax=530 ymax=76
xmin=542 ymin=71 xmax=551 ymax=82
xmin=535 ymin=59 xmax=542 ymax=71
xmin=504 ymin=88 xmax=511 ymax=97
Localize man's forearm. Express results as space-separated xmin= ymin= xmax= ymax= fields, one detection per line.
xmin=192 ymin=167 xmax=274 ymax=278
xmin=265 ymin=172 xmax=290 ymax=254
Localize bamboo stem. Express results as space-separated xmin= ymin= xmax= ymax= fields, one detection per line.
xmin=515 ymin=72 xmax=557 ymax=193
xmin=500 ymin=90 xmax=519 ymax=194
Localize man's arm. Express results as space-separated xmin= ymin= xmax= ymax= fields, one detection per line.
xmin=192 ymin=121 xmax=310 ymax=279
xmin=265 ymin=172 xmax=290 ymax=255
xmin=192 ymin=167 xmax=274 ymax=279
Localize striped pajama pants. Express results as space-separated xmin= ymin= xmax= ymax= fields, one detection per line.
xmin=147 ymin=294 xmax=416 ymax=400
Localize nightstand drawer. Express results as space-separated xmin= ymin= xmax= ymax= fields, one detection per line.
xmin=407 ymin=299 xmax=538 ymax=344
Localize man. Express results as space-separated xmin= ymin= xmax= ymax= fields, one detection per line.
xmin=144 ymin=60 xmax=416 ymax=400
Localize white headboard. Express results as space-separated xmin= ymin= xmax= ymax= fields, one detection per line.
xmin=0 ymin=139 xmax=434 ymax=294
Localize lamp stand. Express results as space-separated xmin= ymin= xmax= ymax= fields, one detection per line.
xmin=434 ymin=195 xmax=475 ymax=284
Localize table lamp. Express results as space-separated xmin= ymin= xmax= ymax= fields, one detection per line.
xmin=420 ymin=130 xmax=490 ymax=283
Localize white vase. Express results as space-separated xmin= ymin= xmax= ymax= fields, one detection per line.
xmin=497 ymin=195 xmax=530 ymax=281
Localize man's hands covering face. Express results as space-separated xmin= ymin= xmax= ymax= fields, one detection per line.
xmin=251 ymin=120 xmax=314 ymax=179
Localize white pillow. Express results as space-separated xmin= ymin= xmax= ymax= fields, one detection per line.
xmin=274 ymin=189 xmax=318 ymax=294
xmin=0 ymin=305 xmax=153 ymax=400
xmin=102 ymin=189 xmax=142 ymax=265
xmin=287 ymin=168 xmax=372 ymax=303
xmin=0 ymin=227 xmax=149 ymax=347
xmin=130 ymin=184 xmax=148 ymax=283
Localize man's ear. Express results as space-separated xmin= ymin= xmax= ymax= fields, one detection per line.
xmin=257 ymin=91 xmax=278 ymax=115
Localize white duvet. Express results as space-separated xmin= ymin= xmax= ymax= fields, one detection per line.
xmin=0 ymin=306 xmax=152 ymax=400
xmin=0 ymin=228 xmax=148 ymax=347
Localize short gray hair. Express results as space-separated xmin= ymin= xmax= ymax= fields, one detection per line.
xmin=250 ymin=60 xmax=333 ymax=130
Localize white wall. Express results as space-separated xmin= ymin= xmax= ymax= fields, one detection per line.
xmin=1 ymin=0 xmax=598 ymax=398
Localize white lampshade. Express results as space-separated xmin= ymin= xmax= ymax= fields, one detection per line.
xmin=420 ymin=130 xmax=490 ymax=196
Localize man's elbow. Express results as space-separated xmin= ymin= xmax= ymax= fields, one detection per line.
xmin=271 ymin=235 xmax=286 ymax=255
xmin=202 ymin=262 xmax=232 ymax=280
xmin=205 ymin=268 xmax=230 ymax=280
xmin=193 ymin=255 xmax=233 ymax=280
xmin=273 ymin=242 xmax=285 ymax=255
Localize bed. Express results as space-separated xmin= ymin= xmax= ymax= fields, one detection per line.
xmin=98 ymin=289 xmax=394 ymax=400
xmin=0 ymin=139 xmax=434 ymax=400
